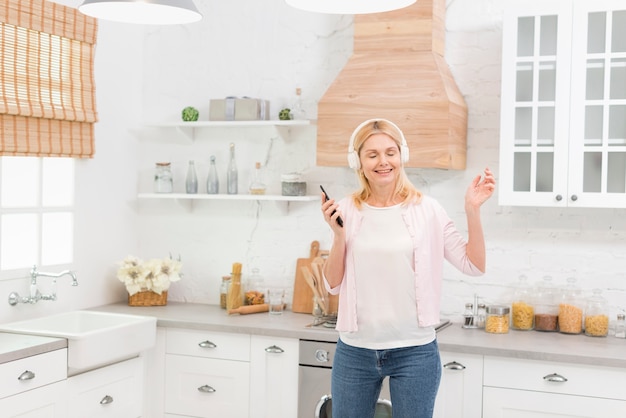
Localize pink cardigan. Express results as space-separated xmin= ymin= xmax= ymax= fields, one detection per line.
xmin=325 ymin=195 xmax=484 ymax=333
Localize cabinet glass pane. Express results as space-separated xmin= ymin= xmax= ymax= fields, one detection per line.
xmin=515 ymin=107 xmax=532 ymax=145
xmin=587 ymin=12 xmax=607 ymax=54
xmin=517 ymin=17 xmax=535 ymax=57
xmin=539 ymin=15 xmax=558 ymax=56
xmin=609 ymin=58 xmax=626 ymax=100
xmin=538 ymin=62 xmax=556 ymax=101
xmin=583 ymin=152 xmax=602 ymax=193
xmin=611 ymin=11 xmax=626 ymax=53
xmin=513 ymin=152 xmax=531 ymax=192
xmin=585 ymin=105 xmax=604 ymax=143
xmin=607 ymin=152 xmax=626 ymax=193
xmin=516 ymin=63 xmax=534 ymax=101
xmin=608 ymin=105 xmax=626 ymax=143
xmin=537 ymin=107 xmax=555 ymax=144
xmin=586 ymin=59 xmax=605 ymax=100
xmin=536 ymin=152 xmax=554 ymax=192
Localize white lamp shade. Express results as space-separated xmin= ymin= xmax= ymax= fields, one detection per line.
xmin=285 ymin=0 xmax=416 ymax=14
xmin=78 ymin=0 xmax=202 ymax=25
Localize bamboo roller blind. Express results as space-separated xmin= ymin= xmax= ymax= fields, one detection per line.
xmin=0 ymin=0 xmax=98 ymax=158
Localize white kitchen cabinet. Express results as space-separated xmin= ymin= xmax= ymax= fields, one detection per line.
xmin=499 ymin=0 xmax=626 ymax=208
xmin=0 ymin=348 xmax=68 ymax=418
xmin=164 ymin=328 xmax=251 ymax=418
xmin=482 ymin=355 xmax=626 ymax=417
xmin=249 ymin=335 xmax=299 ymax=418
xmin=433 ymin=351 xmax=483 ymax=418
xmin=67 ymin=356 xmax=144 ymax=418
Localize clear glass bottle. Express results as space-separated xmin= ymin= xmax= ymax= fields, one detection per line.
xmin=462 ymin=302 xmax=474 ymax=328
xmin=219 ymin=275 xmax=231 ymax=309
xmin=477 ymin=303 xmax=487 ymax=328
xmin=290 ymin=87 xmax=306 ymax=120
xmin=558 ymin=277 xmax=583 ymax=334
xmin=584 ymin=289 xmax=609 ymax=337
xmin=511 ymin=274 xmax=534 ymax=331
xmin=226 ymin=143 xmax=238 ymax=194
xmin=533 ymin=275 xmax=559 ymax=332
xmin=207 ymin=155 xmax=219 ymax=194
xmin=154 ymin=162 xmax=173 ymax=193
xmin=249 ymin=162 xmax=266 ymax=195
xmin=185 ymin=160 xmax=198 ymax=194
xmin=615 ymin=313 xmax=626 ymax=338
xmin=244 ymin=268 xmax=265 ymax=305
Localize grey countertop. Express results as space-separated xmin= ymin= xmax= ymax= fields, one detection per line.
xmin=0 ymin=333 xmax=67 ymax=364
xmin=92 ymin=302 xmax=626 ymax=369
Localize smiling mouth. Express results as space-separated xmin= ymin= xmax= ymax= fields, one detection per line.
xmin=375 ymin=169 xmax=393 ymax=174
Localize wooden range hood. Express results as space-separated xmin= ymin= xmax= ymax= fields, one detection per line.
xmin=316 ymin=0 xmax=467 ymax=169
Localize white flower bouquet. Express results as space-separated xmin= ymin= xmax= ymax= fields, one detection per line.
xmin=117 ymin=255 xmax=182 ymax=296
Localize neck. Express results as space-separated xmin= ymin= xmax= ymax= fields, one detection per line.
xmin=367 ymin=185 xmax=399 ymax=207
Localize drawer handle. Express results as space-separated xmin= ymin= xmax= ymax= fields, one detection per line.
xmin=265 ymin=345 xmax=284 ymax=354
xmin=100 ymin=395 xmax=114 ymax=405
xmin=198 ymin=384 xmax=216 ymax=393
xmin=543 ymin=373 xmax=568 ymax=383
xmin=198 ymin=340 xmax=217 ymax=349
xmin=18 ymin=370 xmax=35 ymax=381
xmin=443 ymin=361 xmax=466 ymax=371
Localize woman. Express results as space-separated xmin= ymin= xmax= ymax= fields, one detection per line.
xmin=321 ymin=119 xmax=495 ymax=418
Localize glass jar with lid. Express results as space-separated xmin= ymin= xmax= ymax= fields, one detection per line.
xmin=584 ymin=289 xmax=609 ymax=337
xmin=219 ymin=275 xmax=231 ymax=309
xmin=154 ymin=162 xmax=173 ymax=193
xmin=558 ymin=277 xmax=583 ymax=334
xmin=244 ymin=268 xmax=265 ymax=305
xmin=511 ymin=275 xmax=534 ymax=330
xmin=485 ymin=305 xmax=510 ymax=334
xmin=533 ymin=275 xmax=559 ymax=332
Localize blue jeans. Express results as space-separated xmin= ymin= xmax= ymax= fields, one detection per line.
xmin=331 ymin=338 xmax=441 ymax=418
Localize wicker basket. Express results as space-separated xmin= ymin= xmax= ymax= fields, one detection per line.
xmin=128 ymin=290 xmax=168 ymax=307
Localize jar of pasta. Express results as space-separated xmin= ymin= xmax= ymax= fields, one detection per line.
xmin=558 ymin=277 xmax=583 ymax=334
xmin=533 ymin=275 xmax=559 ymax=332
xmin=485 ymin=305 xmax=510 ymax=334
xmin=511 ymin=275 xmax=534 ymax=331
xmin=584 ymin=289 xmax=609 ymax=337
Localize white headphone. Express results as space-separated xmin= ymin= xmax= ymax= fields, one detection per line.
xmin=347 ymin=118 xmax=409 ymax=170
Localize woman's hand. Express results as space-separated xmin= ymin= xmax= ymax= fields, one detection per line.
xmin=465 ymin=167 xmax=495 ymax=211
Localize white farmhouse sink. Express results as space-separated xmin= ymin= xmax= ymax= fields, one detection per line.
xmin=0 ymin=310 xmax=156 ymax=374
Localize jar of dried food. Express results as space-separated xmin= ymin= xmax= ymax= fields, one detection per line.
xmin=558 ymin=277 xmax=583 ymax=334
xmin=154 ymin=162 xmax=173 ymax=193
xmin=485 ymin=305 xmax=510 ymax=334
xmin=219 ymin=275 xmax=231 ymax=309
xmin=281 ymin=173 xmax=307 ymax=196
xmin=244 ymin=268 xmax=265 ymax=305
xmin=511 ymin=275 xmax=534 ymax=331
xmin=584 ymin=289 xmax=609 ymax=337
xmin=533 ymin=275 xmax=559 ymax=332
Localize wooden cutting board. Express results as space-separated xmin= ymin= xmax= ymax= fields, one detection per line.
xmin=291 ymin=240 xmax=319 ymax=314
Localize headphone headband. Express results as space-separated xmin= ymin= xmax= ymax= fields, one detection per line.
xmin=347 ymin=118 xmax=409 ymax=169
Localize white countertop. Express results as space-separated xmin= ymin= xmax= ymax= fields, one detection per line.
xmin=92 ymin=301 xmax=626 ymax=369
xmin=0 ymin=333 xmax=67 ymax=364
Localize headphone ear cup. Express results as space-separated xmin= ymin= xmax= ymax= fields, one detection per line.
xmin=347 ymin=150 xmax=360 ymax=170
xmin=401 ymin=144 xmax=409 ymax=163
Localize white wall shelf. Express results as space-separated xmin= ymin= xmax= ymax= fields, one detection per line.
xmin=137 ymin=193 xmax=319 ymax=213
xmin=146 ymin=119 xmax=313 ymax=141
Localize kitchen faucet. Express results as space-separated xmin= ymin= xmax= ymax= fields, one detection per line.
xmin=8 ymin=265 xmax=78 ymax=306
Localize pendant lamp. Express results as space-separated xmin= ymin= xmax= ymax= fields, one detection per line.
xmin=285 ymin=0 xmax=416 ymax=14
xmin=78 ymin=0 xmax=202 ymax=25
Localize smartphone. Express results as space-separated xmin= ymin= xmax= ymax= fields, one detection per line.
xmin=320 ymin=185 xmax=344 ymax=227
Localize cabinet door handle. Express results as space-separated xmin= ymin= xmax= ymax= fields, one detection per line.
xmin=265 ymin=344 xmax=284 ymax=354
xmin=198 ymin=340 xmax=217 ymax=349
xmin=543 ymin=373 xmax=568 ymax=383
xmin=100 ymin=395 xmax=114 ymax=405
xmin=570 ymin=194 xmax=578 ymax=201
xmin=443 ymin=361 xmax=466 ymax=371
xmin=17 ymin=370 xmax=35 ymax=381
xmin=198 ymin=384 xmax=216 ymax=393
xmin=555 ymin=194 xmax=563 ymax=201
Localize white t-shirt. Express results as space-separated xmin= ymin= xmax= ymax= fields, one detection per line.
xmin=340 ymin=203 xmax=435 ymax=350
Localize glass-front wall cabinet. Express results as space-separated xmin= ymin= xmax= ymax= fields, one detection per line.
xmin=500 ymin=0 xmax=626 ymax=208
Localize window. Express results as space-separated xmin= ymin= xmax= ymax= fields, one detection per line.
xmin=0 ymin=156 xmax=74 ymax=274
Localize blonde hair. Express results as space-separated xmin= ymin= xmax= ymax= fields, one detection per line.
xmin=350 ymin=119 xmax=422 ymax=208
